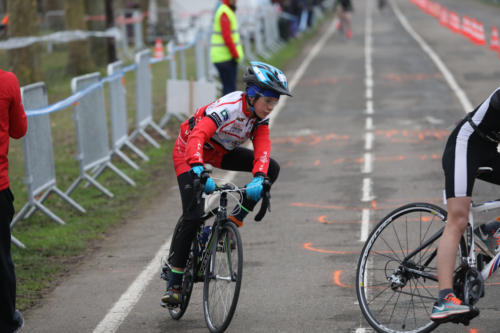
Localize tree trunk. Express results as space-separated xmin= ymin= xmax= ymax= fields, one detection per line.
xmin=64 ymin=0 xmax=94 ymax=76
xmin=7 ymin=0 xmax=42 ymax=86
xmin=105 ymin=0 xmax=117 ymax=63
xmin=85 ymin=0 xmax=108 ymax=66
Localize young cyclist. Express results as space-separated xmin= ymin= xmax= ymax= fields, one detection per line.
xmin=431 ymin=87 xmax=500 ymax=322
xmin=161 ymin=61 xmax=292 ymax=307
xmin=336 ymin=0 xmax=353 ymax=38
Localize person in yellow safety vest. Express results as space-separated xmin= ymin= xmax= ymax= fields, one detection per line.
xmin=211 ymin=0 xmax=244 ymax=95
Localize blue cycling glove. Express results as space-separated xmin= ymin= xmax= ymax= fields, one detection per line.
xmin=190 ymin=166 xmax=215 ymax=194
xmin=204 ymin=178 xmax=215 ymax=194
xmin=246 ymin=176 xmax=264 ymax=202
xmin=191 ymin=165 xmax=204 ymax=177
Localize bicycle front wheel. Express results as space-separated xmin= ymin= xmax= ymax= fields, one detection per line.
xmin=356 ymin=202 xmax=461 ymax=333
xmin=203 ymin=221 xmax=243 ymax=333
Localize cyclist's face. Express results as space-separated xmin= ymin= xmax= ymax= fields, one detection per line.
xmin=253 ymin=96 xmax=279 ymax=119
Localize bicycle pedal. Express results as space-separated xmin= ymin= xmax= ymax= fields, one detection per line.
xmin=160 ymin=301 xmax=179 ymax=309
xmin=449 ymin=308 xmax=480 ymax=326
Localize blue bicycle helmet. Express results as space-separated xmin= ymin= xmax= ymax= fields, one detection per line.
xmin=243 ymin=61 xmax=292 ymax=97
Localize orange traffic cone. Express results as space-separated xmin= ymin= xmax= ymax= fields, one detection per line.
xmin=475 ymin=21 xmax=487 ymax=45
xmin=439 ymin=8 xmax=448 ymax=28
xmin=154 ymin=38 xmax=164 ymax=59
xmin=490 ymin=26 xmax=500 ymax=51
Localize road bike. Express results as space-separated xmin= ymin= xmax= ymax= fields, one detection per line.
xmin=161 ymin=172 xmax=271 ymax=333
xmin=356 ymin=167 xmax=500 ymax=333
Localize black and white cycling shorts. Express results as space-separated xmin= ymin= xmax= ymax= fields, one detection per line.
xmin=442 ymin=118 xmax=500 ymax=199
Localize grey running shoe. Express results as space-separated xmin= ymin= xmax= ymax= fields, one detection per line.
xmin=430 ymin=293 xmax=471 ymax=323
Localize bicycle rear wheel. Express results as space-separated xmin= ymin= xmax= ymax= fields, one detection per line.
xmin=168 ymin=219 xmax=196 ymax=320
xmin=203 ymin=221 xmax=243 ymax=333
xmin=356 ymin=203 xmax=466 ymax=333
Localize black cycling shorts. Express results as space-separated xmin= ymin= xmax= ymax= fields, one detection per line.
xmin=442 ymin=118 xmax=500 ymax=198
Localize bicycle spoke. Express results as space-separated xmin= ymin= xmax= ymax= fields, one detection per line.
xmin=392 ymin=223 xmax=406 ymax=260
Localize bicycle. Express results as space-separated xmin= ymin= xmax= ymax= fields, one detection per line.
xmin=161 ymin=171 xmax=271 ymax=333
xmin=356 ymin=167 xmax=500 ymax=333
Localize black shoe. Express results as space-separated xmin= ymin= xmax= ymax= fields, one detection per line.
xmin=12 ymin=310 xmax=24 ymax=333
xmin=160 ymin=285 xmax=182 ymax=308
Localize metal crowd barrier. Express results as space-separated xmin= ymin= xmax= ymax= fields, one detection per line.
xmin=130 ymin=49 xmax=170 ymax=148
xmin=65 ymin=72 xmax=136 ymax=198
xmin=10 ymin=83 xmax=86 ymax=249
xmin=107 ymin=61 xmax=148 ymax=169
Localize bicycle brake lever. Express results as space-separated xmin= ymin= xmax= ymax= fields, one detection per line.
xmin=254 ymin=179 xmax=272 ymax=222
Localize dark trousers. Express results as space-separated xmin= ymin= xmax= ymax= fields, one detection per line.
xmin=0 ymin=188 xmax=17 ymax=332
xmin=214 ymin=59 xmax=238 ymax=96
xmin=169 ymin=147 xmax=280 ymax=268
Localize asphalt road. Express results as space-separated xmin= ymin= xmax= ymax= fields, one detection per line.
xmin=22 ymin=0 xmax=500 ymax=332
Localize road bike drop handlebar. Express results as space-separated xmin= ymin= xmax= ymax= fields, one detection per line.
xmin=192 ymin=170 xmax=272 ymax=222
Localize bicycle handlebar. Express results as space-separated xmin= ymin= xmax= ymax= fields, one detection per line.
xmin=192 ymin=170 xmax=272 ymax=221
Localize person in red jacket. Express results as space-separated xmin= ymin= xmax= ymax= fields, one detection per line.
xmin=0 ymin=69 xmax=27 ymax=333
xmin=161 ymin=62 xmax=291 ymax=307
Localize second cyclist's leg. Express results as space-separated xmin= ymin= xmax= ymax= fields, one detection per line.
xmin=432 ymin=197 xmax=472 ymax=321
xmin=432 ymin=125 xmax=478 ymax=321
xmin=162 ymin=171 xmax=204 ymax=306
xmin=220 ymin=147 xmax=280 ymax=227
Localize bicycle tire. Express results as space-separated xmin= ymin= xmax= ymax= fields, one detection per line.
xmin=203 ymin=221 xmax=243 ymax=333
xmin=356 ymin=202 xmax=466 ymax=333
xmin=168 ymin=219 xmax=196 ymax=320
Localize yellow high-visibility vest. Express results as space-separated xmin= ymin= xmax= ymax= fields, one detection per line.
xmin=210 ymin=4 xmax=244 ymax=63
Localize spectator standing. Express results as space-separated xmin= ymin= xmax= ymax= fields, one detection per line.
xmin=210 ymin=0 xmax=245 ymax=96
xmin=0 ymin=69 xmax=27 ymax=333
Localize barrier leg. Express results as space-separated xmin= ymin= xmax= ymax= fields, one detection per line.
xmin=115 ymin=149 xmax=140 ymax=170
xmin=65 ymin=177 xmax=83 ymax=196
xmin=34 ymin=201 xmax=65 ymax=225
xmin=25 ymin=189 xmax=52 ymax=219
xmin=84 ymin=164 xmax=107 ymax=188
xmin=10 ymin=202 xmax=32 ymax=228
xmin=159 ymin=113 xmax=172 ymax=128
xmin=11 ymin=235 xmax=26 ymax=249
xmin=52 ymin=187 xmax=86 ymax=213
xmin=124 ymin=140 xmax=149 ymax=161
xmin=83 ymin=174 xmax=114 ymax=198
xmin=139 ymin=128 xmax=160 ymax=148
xmin=149 ymin=121 xmax=170 ymax=140
xmin=105 ymin=162 xmax=136 ymax=187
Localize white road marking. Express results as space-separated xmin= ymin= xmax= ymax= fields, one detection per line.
xmin=364 ymin=132 xmax=374 ymax=150
xmin=93 ymin=16 xmax=339 ymax=333
xmin=390 ymin=0 xmax=473 ymax=113
xmin=362 ymin=152 xmax=373 ymax=174
xmin=362 ymin=178 xmax=375 ymax=202
xmin=365 ymin=117 xmax=373 ymax=131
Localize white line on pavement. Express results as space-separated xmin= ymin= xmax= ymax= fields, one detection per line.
xmin=390 ymin=0 xmax=473 ymax=113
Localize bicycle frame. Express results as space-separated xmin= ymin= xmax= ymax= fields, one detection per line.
xmin=196 ymin=191 xmax=231 ymax=280
xmin=470 ymin=199 xmax=500 ymax=279
xmin=391 ymin=198 xmax=500 ymax=285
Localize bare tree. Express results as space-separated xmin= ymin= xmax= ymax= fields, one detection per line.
xmin=105 ymin=0 xmax=117 ymax=62
xmin=64 ymin=0 xmax=94 ymax=76
xmin=7 ymin=0 xmax=42 ymax=85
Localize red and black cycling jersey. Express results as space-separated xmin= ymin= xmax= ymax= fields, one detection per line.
xmin=174 ymin=91 xmax=271 ymax=176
